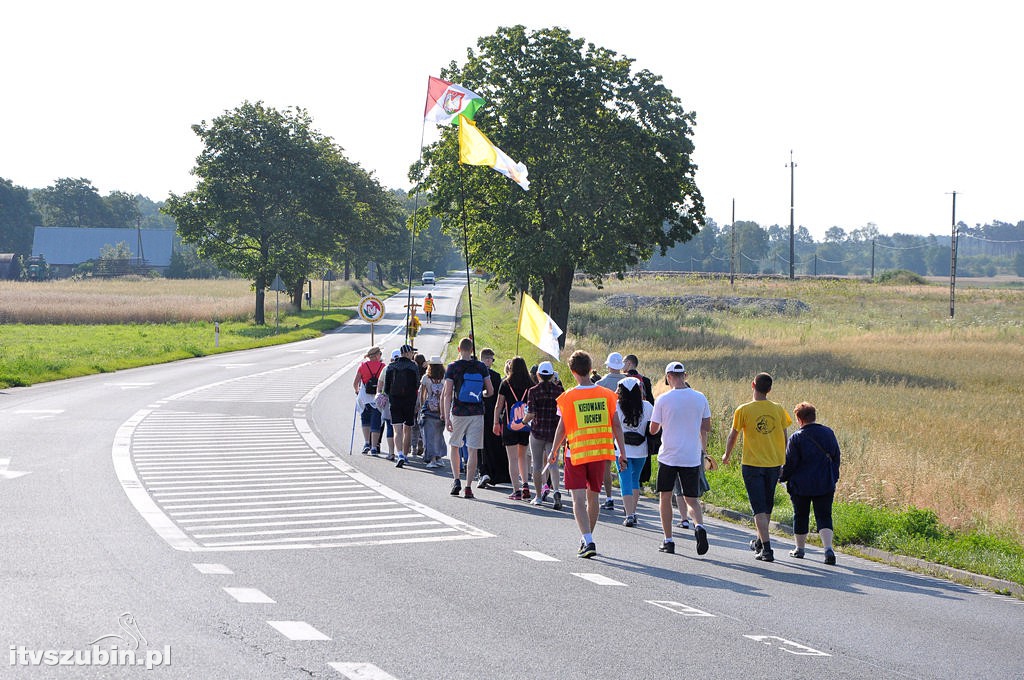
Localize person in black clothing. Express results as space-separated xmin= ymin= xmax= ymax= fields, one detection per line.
xmin=384 ymin=344 xmax=421 ymax=469
xmin=494 ymin=356 xmax=536 ymax=500
xmin=477 ymin=348 xmax=509 ymax=487
xmin=779 ymin=401 xmax=841 ymax=565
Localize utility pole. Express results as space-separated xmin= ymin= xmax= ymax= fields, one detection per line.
xmin=730 ymin=198 xmax=736 ymax=286
xmin=948 ymin=191 xmax=958 ymax=318
xmin=786 ymin=150 xmax=796 ymax=279
xmin=871 ymin=238 xmax=876 ymax=280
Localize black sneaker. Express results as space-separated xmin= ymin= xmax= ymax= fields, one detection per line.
xmin=601 ymin=499 xmax=614 ymax=510
xmin=450 ymin=479 xmax=462 ymax=496
xmin=658 ymin=540 xmax=675 ymax=554
xmin=749 ymin=537 xmax=762 ymax=553
xmin=695 ymin=526 xmax=709 ymax=555
xmin=624 ymin=515 xmax=636 ymax=527
xmin=756 ymin=547 xmax=775 ymax=562
xmin=579 ymin=542 xmax=597 ymax=559
xmin=789 ymin=548 xmax=805 ymax=559
xmin=552 ymin=492 xmax=563 ymax=511
xmin=361 ymin=443 xmax=371 ymax=455
xmin=824 ymin=548 xmax=836 ymax=565
xmin=577 ymin=540 xmax=586 ymax=557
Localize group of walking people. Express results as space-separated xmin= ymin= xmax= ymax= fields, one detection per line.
xmin=353 ymin=339 xmax=842 ymax=564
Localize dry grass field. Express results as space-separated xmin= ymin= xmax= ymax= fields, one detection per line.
xmin=559 ymin=275 xmax=1024 ymax=540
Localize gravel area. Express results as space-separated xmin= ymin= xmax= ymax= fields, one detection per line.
xmin=605 ymin=293 xmax=810 ymax=315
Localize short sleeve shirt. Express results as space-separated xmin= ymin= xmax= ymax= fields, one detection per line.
xmin=444 ymin=359 xmax=489 ymax=417
xmin=526 ymin=380 xmax=564 ymax=441
xmin=731 ymin=400 xmax=792 ymax=467
xmin=651 ymin=387 xmax=711 ymax=467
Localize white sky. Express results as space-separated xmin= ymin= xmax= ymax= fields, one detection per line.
xmin=3 ymin=0 xmax=1021 ymax=239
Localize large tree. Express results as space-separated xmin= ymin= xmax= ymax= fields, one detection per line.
xmin=412 ymin=26 xmax=704 ymax=339
xmin=0 ymin=178 xmax=40 ymax=257
xmin=32 ymin=177 xmax=113 ymax=227
xmin=165 ymin=102 xmax=386 ymax=323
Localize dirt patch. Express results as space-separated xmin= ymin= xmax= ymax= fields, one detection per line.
xmin=605 ymin=294 xmax=810 ymax=315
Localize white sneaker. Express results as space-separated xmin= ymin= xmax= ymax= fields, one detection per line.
xmin=530 ymin=496 xmax=542 ymax=506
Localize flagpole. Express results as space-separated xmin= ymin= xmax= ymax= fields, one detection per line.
xmin=404 ymin=122 xmax=427 ymax=345
xmin=515 ymin=290 xmax=524 ymax=356
xmin=459 ymin=163 xmax=476 ymax=358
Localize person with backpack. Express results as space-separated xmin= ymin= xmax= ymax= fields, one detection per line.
xmin=419 ymin=356 xmax=447 ymax=468
xmin=441 ymin=337 xmax=494 ymax=498
xmin=352 ymin=346 xmax=385 ymax=455
xmin=492 ymin=356 xmax=536 ymax=501
xmin=616 ymin=377 xmax=654 ymax=527
xmin=384 ymin=344 xmax=421 ymax=469
xmin=525 ymin=361 xmax=564 ymax=509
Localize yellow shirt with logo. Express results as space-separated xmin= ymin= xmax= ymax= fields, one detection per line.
xmin=731 ymin=399 xmax=792 ymax=467
xmin=556 ymin=385 xmax=617 ymax=464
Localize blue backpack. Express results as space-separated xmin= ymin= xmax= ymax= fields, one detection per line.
xmin=456 ymin=369 xmax=485 ymax=405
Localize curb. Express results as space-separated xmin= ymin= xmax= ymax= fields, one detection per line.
xmin=701 ymin=503 xmax=1024 ymax=599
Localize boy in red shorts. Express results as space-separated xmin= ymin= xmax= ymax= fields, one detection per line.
xmin=551 ymin=351 xmax=628 ymax=558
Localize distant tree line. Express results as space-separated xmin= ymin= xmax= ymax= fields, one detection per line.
xmin=644 ymin=218 xmax=1024 ymax=278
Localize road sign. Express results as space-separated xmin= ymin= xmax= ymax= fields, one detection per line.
xmin=270 ymin=274 xmax=286 ymax=292
xmin=357 ymin=295 xmax=386 ymax=324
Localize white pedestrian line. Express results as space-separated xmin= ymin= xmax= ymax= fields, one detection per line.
xmin=14 ymin=409 xmax=64 ymax=420
xmin=106 ymin=382 xmax=156 ymax=389
xmin=267 ymin=620 xmax=330 ymax=641
xmin=330 ymin=662 xmax=401 ymax=679
xmin=0 ymin=458 xmax=32 ymax=480
xmin=195 ymin=520 xmax=439 ymax=539
xmin=192 ymin=563 xmax=234 ymax=574
xmin=224 ymin=587 xmax=276 ymax=604
xmin=646 ymin=600 xmax=716 ymax=617
xmin=571 ymin=573 xmax=628 ymax=587
xmin=178 ymin=508 xmax=417 ymax=525
xmin=744 ymin=635 xmax=831 ymax=657
xmin=514 ymin=550 xmax=560 ymax=562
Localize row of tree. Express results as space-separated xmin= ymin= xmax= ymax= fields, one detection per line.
xmin=645 ymin=219 xmax=1024 ymax=278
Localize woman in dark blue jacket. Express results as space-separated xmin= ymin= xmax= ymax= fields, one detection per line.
xmin=779 ymin=402 xmax=841 ymax=565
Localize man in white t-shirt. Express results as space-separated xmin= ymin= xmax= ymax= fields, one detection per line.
xmin=649 ymin=361 xmax=712 ymax=556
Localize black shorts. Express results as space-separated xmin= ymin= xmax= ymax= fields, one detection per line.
xmin=742 ymin=465 xmax=781 ymax=515
xmin=501 ymin=428 xmax=531 ymax=447
xmin=389 ymin=398 xmax=418 ymax=426
xmin=656 ymin=463 xmax=701 ymax=497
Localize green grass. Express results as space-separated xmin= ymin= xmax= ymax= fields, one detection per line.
xmin=450 ymin=279 xmax=1024 ymax=588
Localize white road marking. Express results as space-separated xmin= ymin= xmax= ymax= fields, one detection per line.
xmin=646 ymin=600 xmax=715 ymax=617
xmin=267 ymin=620 xmax=330 ymax=641
xmin=106 ymin=382 xmax=156 ymax=390
xmin=223 ymin=587 xmax=276 ymax=604
xmin=744 ymin=635 xmax=831 ymax=656
xmin=0 ymin=458 xmax=32 ymax=480
xmin=514 ymin=550 xmax=560 ymax=562
xmin=571 ymin=573 xmax=627 ymax=587
xmin=192 ymin=563 xmax=234 ymax=575
xmin=330 ymin=662 xmax=401 ymax=679
xmin=14 ymin=409 xmax=64 ymax=420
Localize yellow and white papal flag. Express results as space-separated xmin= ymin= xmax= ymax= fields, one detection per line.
xmin=517 ymin=293 xmax=562 ymax=360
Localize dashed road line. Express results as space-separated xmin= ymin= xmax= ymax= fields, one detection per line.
xmin=571 ymin=573 xmax=628 ymax=587
xmin=514 ymin=550 xmax=560 ymax=562
xmin=329 ymin=662 xmax=401 ymax=679
xmin=192 ymin=563 xmax=234 ymax=575
xmin=646 ymin=600 xmax=716 ymax=617
xmin=223 ymin=587 xmax=276 ymax=604
xmin=267 ymin=620 xmax=331 ymax=641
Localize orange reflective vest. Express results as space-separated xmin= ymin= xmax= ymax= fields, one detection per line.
xmin=423 ymin=298 xmax=434 ymax=312
xmin=556 ymin=385 xmax=617 ymax=463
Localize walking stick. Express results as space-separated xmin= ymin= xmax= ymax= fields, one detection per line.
xmin=349 ymin=403 xmax=358 ymax=455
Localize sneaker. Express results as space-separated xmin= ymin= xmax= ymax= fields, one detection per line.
xmin=678 ymin=518 xmax=691 ymax=530
xmin=508 ymin=490 xmax=523 ymax=500
xmin=541 ymin=484 xmax=551 ymax=502
xmin=602 ymin=498 xmax=614 ymax=510
xmin=463 ymin=487 xmax=475 ymax=499
xmin=530 ymin=496 xmax=542 ymax=506
xmin=579 ymin=542 xmax=597 ymax=559
xmin=386 ymin=452 xmax=396 ymax=462
xmin=824 ymin=548 xmax=836 ymax=565
xmin=624 ymin=515 xmax=636 ymax=527
xmin=695 ymin=526 xmax=709 ymax=556
xmin=370 ymin=447 xmax=380 ymax=457
xmin=552 ymin=492 xmax=563 ymax=511
xmin=789 ymin=548 xmax=805 ymax=559
xmin=361 ymin=443 xmax=371 ymax=455
xmin=450 ymin=479 xmax=462 ymax=496
xmin=756 ymin=547 xmax=775 ymax=562
xmin=749 ymin=537 xmax=762 ymax=553
xmin=395 ymin=454 xmax=407 ymax=468
xmin=478 ymin=474 xmax=491 ymax=489
xmin=521 ymin=484 xmax=531 ymax=500
xmin=425 ymin=459 xmax=440 ymax=469
xmin=659 ymin=540 xmax=675 ymax=554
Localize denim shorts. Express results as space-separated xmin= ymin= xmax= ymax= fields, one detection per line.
xmin=742 ymin=465 xmax=781 ymax=515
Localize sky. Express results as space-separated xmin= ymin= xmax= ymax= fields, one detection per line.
xmin=3 ymin=0 xmax=1022 ymax=240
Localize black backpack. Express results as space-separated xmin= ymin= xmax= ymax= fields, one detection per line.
xmin=364 ymin=363 xmax=384 ymax=395
xmin=388 ymin=362 xmax=419 ymax=399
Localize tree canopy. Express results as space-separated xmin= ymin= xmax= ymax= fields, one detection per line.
xmin=0 ymin=178 xmax=40 ymax=256
xmin=165 ymin=101 xmax=401 ymax=323
xmin=413 ymin=25 xmax=704 ymax=338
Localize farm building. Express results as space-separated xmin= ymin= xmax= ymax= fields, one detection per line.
xmin=31 ymin=227 xmax=178 ymax=277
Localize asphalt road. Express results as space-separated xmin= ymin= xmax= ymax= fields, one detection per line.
xmin=1 ymin=276 xmax=1021 ymax=679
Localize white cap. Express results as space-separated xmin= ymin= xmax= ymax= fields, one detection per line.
xmin=427 ymin=355 xmax=443 ymax=365
xmin=665 ymin=361 xmax=686 ymax=374
xmin=537 ymin=361 xmax=555 ymax=376
xmin=605 ymin=352 xmax=625 ymax=371
xmin=391 ymin=349 xmax=401 ymax=360
xmin=619 ymin=376 xmax=641 ymax=391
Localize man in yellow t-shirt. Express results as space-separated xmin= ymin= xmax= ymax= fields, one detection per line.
xmin=722 ymin=372 xmax=792 ymax=563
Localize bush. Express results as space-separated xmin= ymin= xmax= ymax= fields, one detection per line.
xmin=874 ymin=269 xmax=927 ymax=285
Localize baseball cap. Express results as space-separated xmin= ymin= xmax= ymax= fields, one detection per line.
xmin=605 ymin=352 xmax=625 ymax=371
xmin=391 ymin=349 xmax=401 ymax=360
xmin=619 ymin=376 xmax=641 ymax=391
xmin=665 ymin=361 xmax=686 ymax=374
xmin=400 ymin=344 xmax=416 ymax=354
xmin=537 ymin=361 xmax=555 ymax=376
